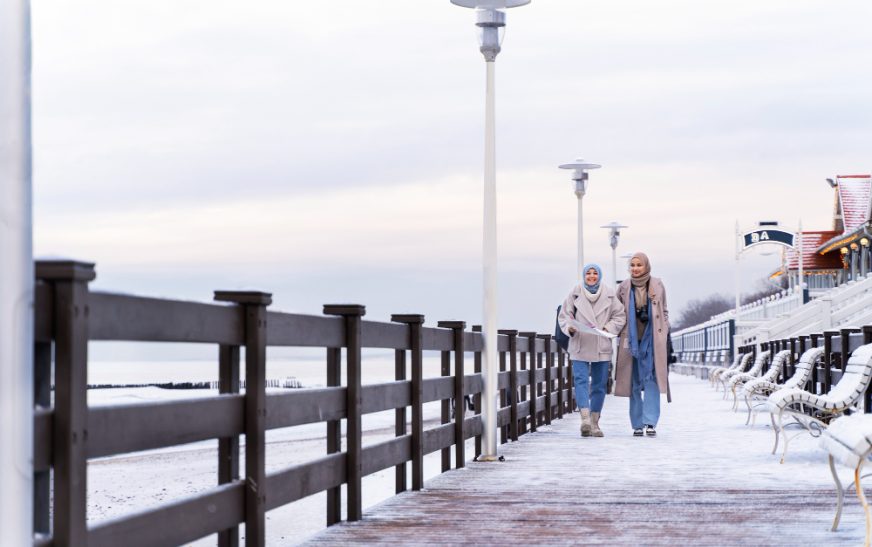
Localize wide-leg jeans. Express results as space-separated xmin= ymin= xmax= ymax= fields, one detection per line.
xmin=629 ymin=356 xmax=660 ymax=429
xmin=571 ymin=360 xmax=609 ymax=412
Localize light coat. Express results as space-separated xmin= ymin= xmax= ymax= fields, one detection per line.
xmin=614 ymin=277 xmax=672 ymax=401
xmin=558 ymin=283 xmax=626 ymax=362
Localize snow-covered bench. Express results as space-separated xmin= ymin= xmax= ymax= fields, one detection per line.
xmin=717 ymin=352 xmax=755 ymax=394
xmin=743 ymin=347 xmax=820 ymax=426
xmin=726 ymin=350 xmax=771 ymax=406
xmin=709 ymin=352 xmax=747 ymax=388
xmin=820 ymin=413 xmax=872 ymax=544
xmin=768 ymin=343 xmax=872 ymax=464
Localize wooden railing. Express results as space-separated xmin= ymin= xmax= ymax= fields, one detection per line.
xmin=31 ymin=260 xmax=575 ymax=547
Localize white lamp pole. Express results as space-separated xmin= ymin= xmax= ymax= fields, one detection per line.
xmin=601 ymin=221 xmax=628 ymax=288
xmin=0 ymin=1 xmax=34 ymax=544
xmin=559 ymin=159 xmax=601 ymax=280
xmin=451 ymin=0 xmax=530 ymax=461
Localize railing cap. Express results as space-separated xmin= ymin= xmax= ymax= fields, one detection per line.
xmin=214 ymin=291 xmax=273 ymax=306
xmin=497 ymin=329 xmax=518 ymax=335
xmin=438 ymin=320 xmax=467 ymax=329
xmin=323 ymin=304 xmax=366 ymax=316
xmin=35 ymin=259 xmax=96 ymax=282
xmin=391 ymin=313 xmax=424 ymax=324
xmin=536 ymin=333 xmax=552 ymax=340
xmin=518 ymin=331 xmax=538 ymax=338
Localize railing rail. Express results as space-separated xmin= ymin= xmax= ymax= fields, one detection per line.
xmin=31 ymin=260 xmax=575 ymax=547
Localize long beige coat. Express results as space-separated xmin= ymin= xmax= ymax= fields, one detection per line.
xmin=613 ymin=277 xmax=671 ymax=400
xmin=558 ymin=283 xmax=626 ymax=362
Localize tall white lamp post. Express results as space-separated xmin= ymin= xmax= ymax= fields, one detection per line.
xmin=451 ymin=0 xmax=530 ymax=461
xmin=601 ymin=221 xmax=628 ymax=288
xmin=0 ymin=1 xmax=34 ymax=544
xmin=559 ymin=158 xmax=601 ymax=280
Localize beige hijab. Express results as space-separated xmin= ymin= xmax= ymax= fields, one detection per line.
xmin=630 ymin=252 xmax=652 ymax=306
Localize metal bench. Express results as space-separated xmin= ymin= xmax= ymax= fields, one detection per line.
xmin=710 ymin=352 xmax=752 ymax=391
xmin=768 ymin=343 xmax=872 ymax=464
xmin=743 ymin=347 xmax=820 ymax=426
xmin=725 ymin=350 xmax=771 ymax=405
xmin=820 ymin=413 xmax=872 ymax=546
xmin=717 ymin=352 xmax=755 ymax=394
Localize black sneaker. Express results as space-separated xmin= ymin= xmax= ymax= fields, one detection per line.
xmin=633 ymin=428 xmax=644 ymax=437
xmin=645 ymin=425 xmax=657 ymax=437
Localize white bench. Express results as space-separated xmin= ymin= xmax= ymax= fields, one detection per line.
xmin=709 ymin=352 xmax=745 ymax=388
xmin=768 ymin=343 xmax=872 ymax=464
xmin=711 ymin=352 xmax=752 ymax=392
xmin=743 ymin=347 xmax=820 ymax=426
xmin=717 ymin=352 xmax=755 ymax=394
xmin=820 ymin=413 xmax=872 ymax=545
xmin=726 ymin=350 xmax=771 ymax=406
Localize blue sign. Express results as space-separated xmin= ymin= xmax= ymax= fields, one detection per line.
xmin=742 ymin=229 xmax=795 ymax=249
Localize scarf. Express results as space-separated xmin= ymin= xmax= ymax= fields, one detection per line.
xmin=628 ymin=288 xmax=655 ymax=384
xmin=582 ymin=263 xmax=602 ymax=294
xmin=583 ymin=283 xmax=602 ymax=303
xmin=630 ymin=252 xmax=651 ymax=306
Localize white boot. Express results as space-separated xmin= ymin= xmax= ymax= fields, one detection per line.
xmin=580 ymin=409 xmax=592 ymax=437
xmin=591 ymin=412 xmax=604 ymax=437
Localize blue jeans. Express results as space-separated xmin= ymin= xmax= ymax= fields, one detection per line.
xmin=630 ymin=356 xmax=660 ymax=429
xmin=571 ymin=360 xmax=609 ymax=413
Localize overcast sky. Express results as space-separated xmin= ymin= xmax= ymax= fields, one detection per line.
xmin=30 ymin=0 xmax=872 ymax=349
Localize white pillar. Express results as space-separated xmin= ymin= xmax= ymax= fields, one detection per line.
xmin=0 ymin=1 xmax=34 ymax=544
xmin=797 ymin=220 xmax=804 ymax=295
xmin=576 ymin=192 xmax=584 ymax=280
xmin=481 ymin=59 xmax=499 ymax=460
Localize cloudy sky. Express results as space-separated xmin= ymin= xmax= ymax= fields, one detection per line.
xmin=30 ymin=0 xmax=872 ymax=344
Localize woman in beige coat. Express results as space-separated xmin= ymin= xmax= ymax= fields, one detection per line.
xmin=614 ymin=252 xmax=670 ymax=437
xmin=558 ymin=263 xmax=626 ymax=437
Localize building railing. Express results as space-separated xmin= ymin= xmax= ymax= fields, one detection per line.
xmin=31 ymin=260 xmax=575 ymax=547
xmin=672 ymin=319 xmax=735 ymax=365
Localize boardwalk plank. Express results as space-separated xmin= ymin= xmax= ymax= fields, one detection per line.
xmin=305 ymin=375 xmax=866 ymax=545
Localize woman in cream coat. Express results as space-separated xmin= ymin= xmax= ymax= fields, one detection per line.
xmin=614 ymin=252 xmax=671 ymax=437
xmin=558 ymin=264 xmax=626 ymax=437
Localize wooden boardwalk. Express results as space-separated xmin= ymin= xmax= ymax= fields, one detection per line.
xmin=305 ymin=375 xmax=866 ymax=546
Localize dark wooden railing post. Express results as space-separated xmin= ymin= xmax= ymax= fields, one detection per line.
xmin=520 ymin=332 xmax=538 ymax=433
xmin=324 ymin=304 xmax=365 ymax=522
xmin=556 ymin=348 xmax=565 ymax=419
xmin=215 ymin=291 xmax=272 ymax=546
xmin=810 ymin=333 xmax=822 ymax=394
xmin=472 ymin=324 xmax=482 ymax=459
xmin=864 ymin=326 xmax=872 ymax=412
xmin=823 ymin=330 xmax=837 ymax=394
xmin=439 ymin=321 xmax=467 ymax=469
xmin=33 ymin=332 xmax=52 ymax=536
xmin=841 ymin=328 xmax=859 ymax=370
xmin=537 ymin=334 xmax=553 ymax=425
xmin=438 ymin=333 xmax=452 ymax=471
xmin=498 ymin=342 xmax=507 ymax=444
xmin=37 ymin=260 xmax=95 ymax=547
xmin=392 ymin=336 xmax=407 ymax=495
xmin=518 ymin=340 xmax=528 ymax=435
xmin=325 ymin=342 xmax=342 ymax=524
xmin=498 ymin=330 xmax=518 ymax=442
xmin=393 ymin=314 xmax=424 ymax=490
xmin=217 ymin=343 xmax=240 ymax=547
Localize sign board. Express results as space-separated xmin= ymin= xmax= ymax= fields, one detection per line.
xmin=742 ymin=228 xmax=795 ymax=249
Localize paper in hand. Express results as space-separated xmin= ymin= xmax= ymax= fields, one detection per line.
xmin=567 ymin=319 xmax=617 ymax=339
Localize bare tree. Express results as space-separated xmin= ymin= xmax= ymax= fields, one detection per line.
xmin=673 ymin=293 xmax=733 ymax=330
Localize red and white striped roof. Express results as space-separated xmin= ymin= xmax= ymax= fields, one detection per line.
xmin=837 ymin=175 xmax=872 ymax=233
xmin=786 ymin=230 xmax=843 ymax=270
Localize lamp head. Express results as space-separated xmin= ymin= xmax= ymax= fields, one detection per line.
xmin=451 ymin=0 xmax=530 ymax=62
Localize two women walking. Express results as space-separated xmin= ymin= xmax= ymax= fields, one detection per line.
xmin=558 ymin=252 xmax=671 ymax=437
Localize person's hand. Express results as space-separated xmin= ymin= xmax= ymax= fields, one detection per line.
xmin=568 ymin=327 xmax=577 ymax=335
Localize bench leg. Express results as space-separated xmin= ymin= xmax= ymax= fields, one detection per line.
xmin=857 ymin=464 xmax=872 ymax=547
xmin=731 ymin=386 xmax=740 ymax=411
xmin=770 ymin=412 xmax=781 ymax=456
xmin=830 ymin=455 xmax=845 ymax=531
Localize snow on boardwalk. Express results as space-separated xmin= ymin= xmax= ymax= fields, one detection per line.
xmin=305 ymin=374 xmax=866 ymax=546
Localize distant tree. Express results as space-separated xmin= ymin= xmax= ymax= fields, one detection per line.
xmin=673 ymin=277 xmax=790 ymax=330
xmin=673 ymin=293 xmax=733 ymax=330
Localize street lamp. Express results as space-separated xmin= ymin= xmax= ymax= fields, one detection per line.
xmin=600 ymin=221 xmax=628 ymax=288
xmin=451 ymin=0 xmax=531 ymax=462
xmin=558 ymin=158 xmax=601 ymax=280
xmin=0 ymin=1 xmax=34 ymax=544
